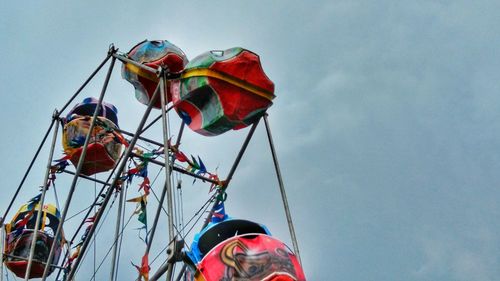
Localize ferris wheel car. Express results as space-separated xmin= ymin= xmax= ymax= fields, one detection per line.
xmin=62 ymin=97 xmax=125 ymax=176
xmin=122 ymin=40 xmax=188 ymax=108
xmin=185 ymin=218 xmax=305 ymax=281
xmin=3 ymin=203 xmax=63 ymax=279
xmin=172 ymin=47 xmax=275 ymax=136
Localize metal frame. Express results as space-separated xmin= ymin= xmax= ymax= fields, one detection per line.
xmin=24 ymin=114 xmax=60 ymax=280
xmin=131 ymin=153 xmax=220 ymax=185
xmin=149 ymin=119 xmax=261 ymax=281
xmin=0 ymin=119 xmax=56 ymax=228
xmin=53 ymin=149 xmax=130 ymax=281
xmin=4 ymin=254 xmax=65 ymax=270
xmin=109 ymin=165 xmax=126 ymax=281
xmin=41 ymin=48 xmax=119 ymax=281
xmin=0 ymin=52 xmax=112 ymax=227
xmin=263 ymin=114 xmax=301 ymax=263
xmin=63 ymin=61 xmax=164 ymax=281
xmin=0 ymin=216 xmax=5 ymax=281
xmin=1 ymin=45 xmax=302 ymax=281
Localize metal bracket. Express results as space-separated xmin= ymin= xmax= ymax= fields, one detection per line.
xmin=157 ymin=65 xmax=181 ymax=80
xmin=108 ymin=43 xmax=118 ymax=55
xmin=166 ymin=239 xmax=185 ymax=263
xmin=52 ymin=109 xmax=60 ymax=120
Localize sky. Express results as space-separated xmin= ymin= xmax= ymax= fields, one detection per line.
xmin=1 ymin=1 xmax=500 ymax=280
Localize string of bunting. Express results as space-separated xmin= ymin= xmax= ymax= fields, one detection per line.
xmin=124 ymin=142 xmax=225 ymax=280
xmin=63 ymin=192 xmax=107 ymax=280
xmin=6 ymin=159 xmax=66 ymax=238
xmin=5 ymin=194 xmax=43 ymax=239
xmin=126 ymin=198 xmax=150 ymax=281
xmin=42 ymin=130 xmax=222 ymax=280
xmin=167 ymin=139 xmax=224 ymax=192
xmin=125 ymin=153 xmax=150 ymax=281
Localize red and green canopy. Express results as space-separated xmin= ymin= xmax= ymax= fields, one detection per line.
xmin=172 ymin=47 xmax=275 ymax=136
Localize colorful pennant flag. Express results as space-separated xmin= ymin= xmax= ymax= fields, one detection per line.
xmin=127 ymin=196 xmax=148 ymax=231
xmin=211 ymin=201 xmax=228 ymax=223
xmin=26 ymin=193 xmax=42 ymax=211
xmin=132 ymin=253 xmax=150 ymax=281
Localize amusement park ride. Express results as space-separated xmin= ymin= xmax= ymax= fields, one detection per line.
xmin=0 ymin=40 xmax=306 ymax=281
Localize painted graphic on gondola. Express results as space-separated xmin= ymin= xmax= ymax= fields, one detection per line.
xmin=219 ymin=239 xmax=300 ymax=281
xmin=197 ymin=235 xmax=305 ymax=281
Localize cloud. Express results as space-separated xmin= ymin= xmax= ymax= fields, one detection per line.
xmin=3 ymin=1 xmax=500 ymax=280
xmin=416 ymin=227 xmax=499 ymax=281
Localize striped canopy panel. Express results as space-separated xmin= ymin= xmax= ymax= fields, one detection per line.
xmin=122 ymin=40 xmax=188 ymax=108
xmin=172 ymin=47 xmax=275 ymax=136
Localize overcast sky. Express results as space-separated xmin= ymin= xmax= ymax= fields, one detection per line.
xmin=2 ymin=1 xmax=500 ymax=280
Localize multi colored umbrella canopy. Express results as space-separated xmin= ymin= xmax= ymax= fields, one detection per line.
xmin=185 ymin=218 xmax=305 ymax=281
xmin=172 ymin=47 xmax=275 ymax=136
xmin=196 ymin=234 xmax=305 ymax=281
xmin=62 ymin=98 xmax=124 ymax=176
xmin=122 ymin=40 xmax=188 ymax=108
xmin=3 ymin=203 xmax=63 ymax=279
xmin=66 ymin=97 xmax=119 ymax=127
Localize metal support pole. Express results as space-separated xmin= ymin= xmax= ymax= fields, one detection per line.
xmin=62 ymin=170 xmax=112 ymax=186
xmin=202 ymin=119 xmax=260 ymax=229
xmin=263 ymin=114 xmax=301 ymax=264
xmin=161 ymin=72 xmax=177 ymax=243
xmin=24 ymin=113 xmax=60 ymax=280
xmin=131 ymin=153 xmax=219 ymax=185
xmin=153 ymin=121 xmax=187 ymax=281
xmin=108 ymin=152 xmax=134 ymax=281
xmin=113 ymin=183 xmax=128 ymax=281
xmin=160 ymin=71 xmax=176 ymax=281
xmin=53 ymin=151 xmax=128 ymax=281
xmin=141 ymin=114 xmax=162 ymax=134
xmin=165 ymin=260 xmax=174 ymax=281
xmin=109 ymin=178 xmax=125 ymax=281
xmin=224 ymin=119 xmax=260 ymax=186
xmin=172 ymin=121 xmax=185 ymax=239
xmin=1 ymin=224 xmax=5 ymax=281
xmin=137 ymin=175 xmax=169 ymax=277
xmin=0 ymin=118 xmax=55 ymax=227
xmin=41 ymin=52 xmax=118 ymax=280
xmin=140 ymin=104 xmax=179 ymax=135
xmin=113 ymin=53 xmax=157 ymax=73
xmin=117 ymin=128 xmax=164 ymax=147
xmin=64 ymin=68 xmax=163 ymax=281
xmin=175 ymin=122 xmax=186 ymax=147
xmin=174 ymin=265 xmax=186 ymax=281
xmin=59 ymin=53 xmax=113 ymax=114
xmin=116 ymin=106 xmax=175 ymax=147
xmin=137 ymin=73 xmax=176 ymax=281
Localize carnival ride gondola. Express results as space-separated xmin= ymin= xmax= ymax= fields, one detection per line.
xmin=62 ymin=97 xmax=126 ymax=176
xmin=0 ymin=39 xmax=304 ymax=281
xmin=3 ymin=201 xmax=63 ymax=279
